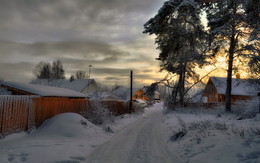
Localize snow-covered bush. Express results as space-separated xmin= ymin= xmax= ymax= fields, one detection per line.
xmin=111 ymin=86 xmax=130 ymax=101
xmin=81 ymin=101 xmax=115 ymax=125
xmin=232 ymin=98 xmax=259 ymax=119
xmin=163 ymin=93 xmax=175 ymax=110
xmin=87 ymin=91 xmax=107 ymax=100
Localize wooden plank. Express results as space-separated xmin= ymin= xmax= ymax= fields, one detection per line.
xmin=0 ymin=96 xmax=4 ymax=136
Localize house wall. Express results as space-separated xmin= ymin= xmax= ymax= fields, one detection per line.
xmin=203 ymin=80 xmax=219 ymax=102
xmin=230 ymin=95 xmax=252 ymax=102
xmin=203 ymin=79 xmax=253 ymax=103
xmin=132 ymin=89 xmax=148 ymax=101
xmin=81 ymin=81 xmax=98 ymax=94
xmin=218 ymin=94 xmax=225 ymax=102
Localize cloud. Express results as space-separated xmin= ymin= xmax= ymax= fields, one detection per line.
xmin=0 ymin=40 xmax=129 ymax=62
xmin=0 ymin=40 xmax=163 ymax=86
xmin=0 ymin=0 xmax=165 ymax=87
xmin=0 ymin=0 xmax=162 ymax=43
xmin=0 ymin=62 xmax=35 ymax=81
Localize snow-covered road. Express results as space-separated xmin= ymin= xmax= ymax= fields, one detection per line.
xmin=1 ymin=102 xmax=259 ymax=163
xmin=86 ymin=104 xmax=181 ymax=163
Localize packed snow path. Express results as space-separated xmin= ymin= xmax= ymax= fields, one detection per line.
xmin=86 ymin=104 xmax=181 ymax=163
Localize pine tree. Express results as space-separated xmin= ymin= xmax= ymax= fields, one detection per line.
xmin=205 ymin=0 xmax=259 ymax=112
xmin=144 ymin=0 xmax=208 ymax=106
xmin=245 ymin=0 xmax=260 ymax=77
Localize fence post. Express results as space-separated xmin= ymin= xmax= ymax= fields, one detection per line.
xmin=27 ymin=96 xmax=34 ymax=131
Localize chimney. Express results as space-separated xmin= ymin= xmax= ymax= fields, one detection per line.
xmin=236 ymin=74 xmax=240 ymax=79
xmin=70 ymin=75 xmax=74 ymax=82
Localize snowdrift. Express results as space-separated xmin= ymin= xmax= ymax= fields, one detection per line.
xmin=34 ymin=113 xmax=104 ymax=138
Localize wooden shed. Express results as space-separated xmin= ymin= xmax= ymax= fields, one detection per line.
xmin=203 ymin=77 xmax=259 ymax=103
xmin=0 ymin=81 xmax=89 ymax=127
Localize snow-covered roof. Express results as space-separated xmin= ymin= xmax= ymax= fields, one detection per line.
xmin=112 ymin=86 xmax=139 ymax=99
xmin=31 ymin=79 xmax=95 ymax=92
xmin=1 ymin=81 xmax=86 ymax=98
xmin=210 ymin=77 xmax=259 ymax=96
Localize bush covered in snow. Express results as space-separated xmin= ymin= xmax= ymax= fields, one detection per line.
xmin=169 ymin=110 xmax=260 ymax=144
xmin=81 ymin=101 xmax=115 ymax=125
xmin=232 ymin=98 xmax=259 ymax=119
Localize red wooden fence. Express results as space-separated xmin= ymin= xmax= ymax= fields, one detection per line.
xmin=99 ymin=100 xmax=129 ymax=115
xmin=0 ymin=96 xmax=90 ymax=138
xmin=0 ymin=96 xmax=140 ymax=138
xmin=32 ymin=97 xmax=90 ymax=127
xmin=0 ymin=96 xmax=31 ymax=137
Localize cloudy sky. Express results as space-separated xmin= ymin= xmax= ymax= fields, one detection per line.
xmin=0 ymin=0 xmax=168 ymax=87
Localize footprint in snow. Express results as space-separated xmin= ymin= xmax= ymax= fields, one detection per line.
xmin=8 ymin=153 xmax=29 ymax=162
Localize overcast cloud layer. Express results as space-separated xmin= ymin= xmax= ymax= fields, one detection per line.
xmin=0 ymin=0 xmax=165 ymax=87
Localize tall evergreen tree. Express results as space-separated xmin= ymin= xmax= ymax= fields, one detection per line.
xmin=244 ymin=0 xmax=260 ymax=77
xmin=144 ymin=0 xmax=208 ymax=106
xmin=204 ymin=0 xmax=259 ymax=112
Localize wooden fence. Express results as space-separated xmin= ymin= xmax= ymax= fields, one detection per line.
xmin=99 ymin=100 xmax=129 ymax=115
xmin=0 ymin=96 xmax=31 ymax=137
xmin=0 ymin=96 xmax=142 ymax=138
xmin=32 ymin=97 xmax=90 ymax=127
xmin=0 ymin=96 xmax=90 ymax=138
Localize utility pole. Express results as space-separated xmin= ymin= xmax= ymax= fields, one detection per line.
xmin=129 ymin=70 xmax=133 ymax=113
xmin=88 ymin=65 xmax=92 ymax=79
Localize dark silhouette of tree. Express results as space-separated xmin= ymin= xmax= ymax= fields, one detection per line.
xmin=204 ymin=0 xmax=259 ymax=112
xmin=33 ymin=61 xmax=52 ymax=79
xmin=144 ymin=0 xmax=208 ymax=106
xmin=33 ymin=60 xmax=66 ymax=79
xmin=51 ymin=60 xmax=65 ymax=79
xmin=244 ymin=0 xmax=260 ymax=78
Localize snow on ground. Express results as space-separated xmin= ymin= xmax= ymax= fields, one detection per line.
xmin=163 ymin=106 xmax=260 ymax=163
xmin=0 ymin=113 xmax=139 ymax=163
xmin=86 ymin=103 xmax=180 ymax=163
xmin=0 ymin=102 xmax=259 ymax=163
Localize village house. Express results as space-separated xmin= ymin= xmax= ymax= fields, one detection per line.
xmin=0 ymin=81 xmax=87 ymax=98
xmin=133 ymin=89 xmax=149 ymax=101
xmin=0 ymin=81 xmax=89 ymax=132
xmin=133 ymin=86 xmax=161 ymax=102
xmin=31 ymin=79 xmax=98 ymax=94
xmin=203 ymin=77 xmax=259 ymax=103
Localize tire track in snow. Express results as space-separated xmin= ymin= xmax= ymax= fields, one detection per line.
xmin=86 ymin=108 xmax=181 ymax=163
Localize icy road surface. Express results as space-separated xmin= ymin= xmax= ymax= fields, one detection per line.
xmin=86 ymin=104 xmax=181 ymax=163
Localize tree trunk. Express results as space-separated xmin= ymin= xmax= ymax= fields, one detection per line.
xmin=172 ymin=74 xmax=181 ymax=105
xmin=225 ymin=1 xmax=238 ymax=112
xmin=179 ymin=63 xmax=186 ymax=106
xmin=225 ymin=34 xmax=236 ymax=112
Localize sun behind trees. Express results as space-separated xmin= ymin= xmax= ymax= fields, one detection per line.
xmin=144 ymin=0 xmax=259 ymax=112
